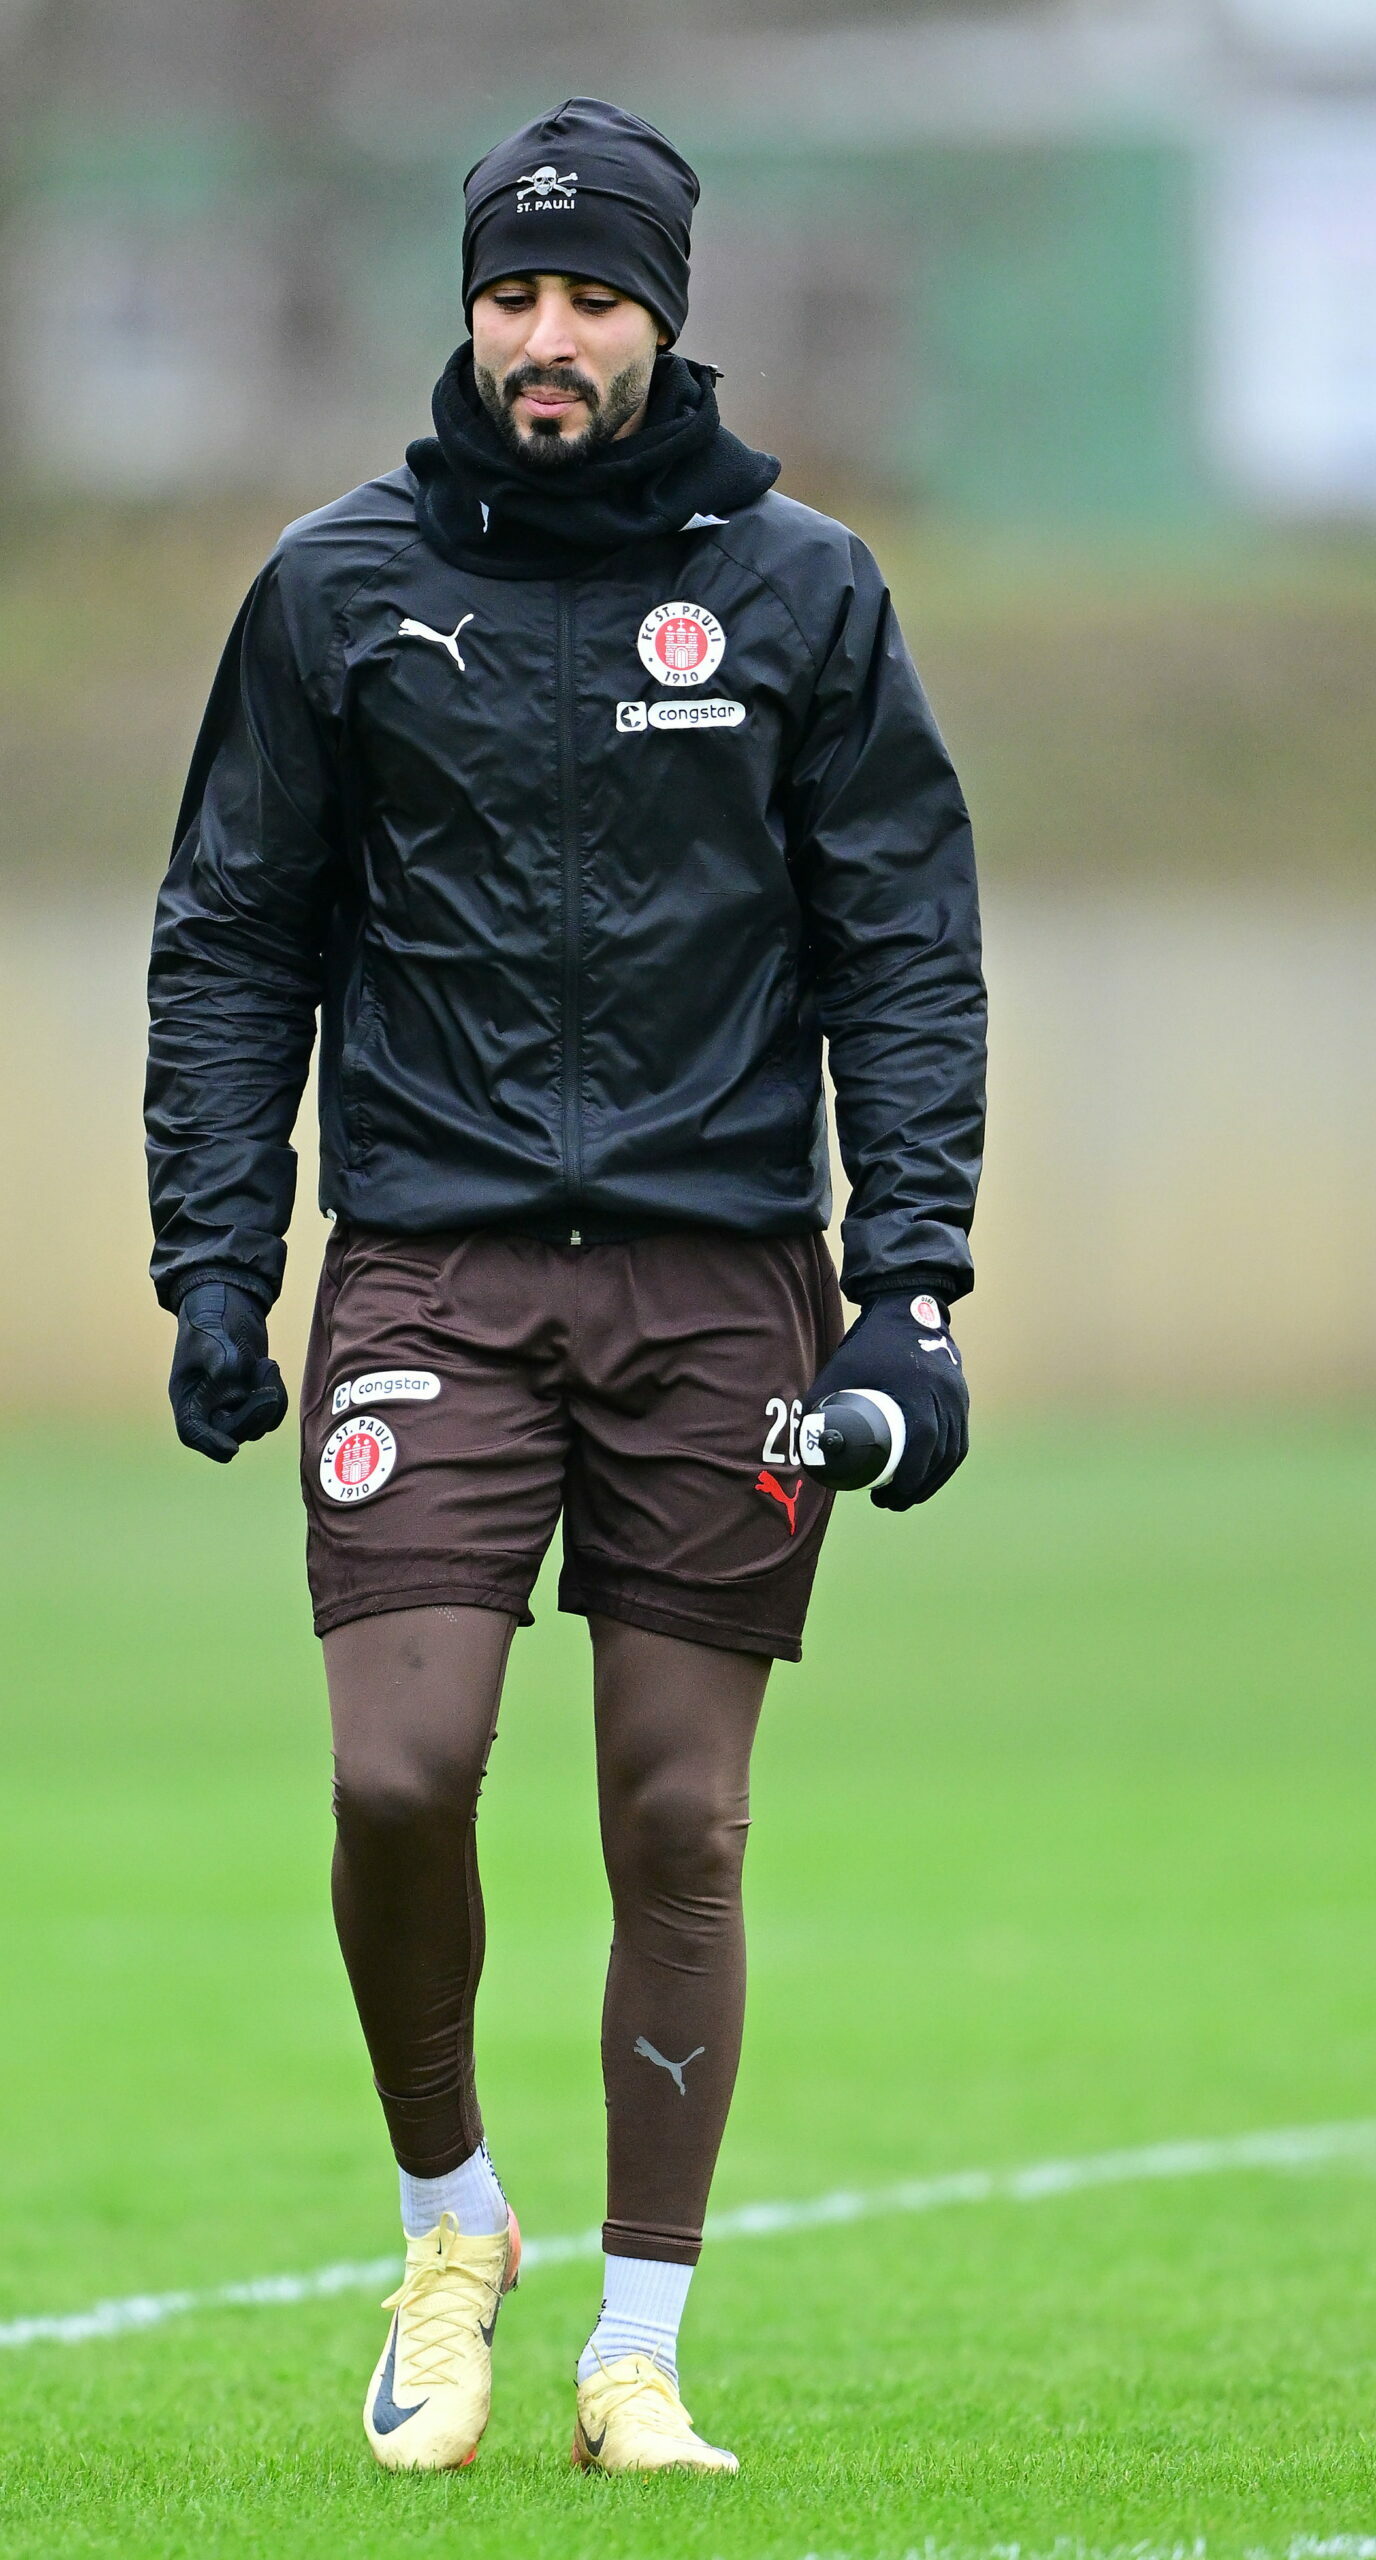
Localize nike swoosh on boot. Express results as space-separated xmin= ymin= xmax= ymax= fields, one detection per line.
xmin=371 ymin=2317 xmax=428 ymax=2435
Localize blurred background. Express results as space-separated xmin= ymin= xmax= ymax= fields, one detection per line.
xmin=1 ymin=0 xmax=1373 ymax=1411
xmin=2 ymin=19 xmax=1374 ymax=2543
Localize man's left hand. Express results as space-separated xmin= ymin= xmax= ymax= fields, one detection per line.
xmin=803 ymin=1289 xmax=969 ymax=1510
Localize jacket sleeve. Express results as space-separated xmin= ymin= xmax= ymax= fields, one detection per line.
xmin=145 ymin=554 xmax=341 ymax=1313
xmin=786 ymin=537 xmax=986 ymax=1306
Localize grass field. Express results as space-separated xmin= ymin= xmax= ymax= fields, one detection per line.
xmin=2 ymin=1417 xmax=1375 ymax=2559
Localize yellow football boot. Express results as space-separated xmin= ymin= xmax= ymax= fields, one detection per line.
xmin=363 ymin=2207 xmax=520 ymax=2471
xmin=571 ymin=2352 xmax=739 ymax=2474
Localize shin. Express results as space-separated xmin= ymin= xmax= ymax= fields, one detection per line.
xmin=323 ymin=1604 xmax=516 ymax=2184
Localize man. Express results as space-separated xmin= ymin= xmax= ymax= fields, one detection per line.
xmin=146 ymin=97 xmax=985 ymax=2478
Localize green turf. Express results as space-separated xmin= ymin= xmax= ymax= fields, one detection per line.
xmin=2 ymin=1418 xmax=1374 ymax=2557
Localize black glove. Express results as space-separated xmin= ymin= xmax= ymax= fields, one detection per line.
xmin=168 ymin=1279 xmax=288 ymax=1464
xmin=804 ymin=1288 xmax=969 ymax=1511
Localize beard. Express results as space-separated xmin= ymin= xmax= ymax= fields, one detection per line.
xmin=474 ymin=354 xmax=654 ymax=467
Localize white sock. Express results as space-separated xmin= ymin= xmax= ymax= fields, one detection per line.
xmin=399 ymin=2142 xmax=508 ymax=2239
xmin=577 ymin=2254 xmax=694 ymax=2386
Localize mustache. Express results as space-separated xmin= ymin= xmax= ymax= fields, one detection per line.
xmin=502 ymin=362 xmax=600 ymax=412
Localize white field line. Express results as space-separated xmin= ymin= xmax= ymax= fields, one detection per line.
xmin=792 ymin=2544 xmax=1376 ymax=2560
xmin=3 ymin=2116 xmax=1374 ymax=2355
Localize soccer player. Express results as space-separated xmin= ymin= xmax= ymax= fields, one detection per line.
xmin=145 ymin=98 xmax=985 ymax=2476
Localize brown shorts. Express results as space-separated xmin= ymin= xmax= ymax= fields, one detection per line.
xmin=300 ymin=1226 xmax=844 ymax=1660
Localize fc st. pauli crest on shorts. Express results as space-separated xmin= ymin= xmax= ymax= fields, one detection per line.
xmin=320 ymin=1415 xmax=398 ymax=1503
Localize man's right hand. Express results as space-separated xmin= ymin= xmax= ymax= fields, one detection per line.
xmin=169 ymin=1280 xmax=288 ymax=1463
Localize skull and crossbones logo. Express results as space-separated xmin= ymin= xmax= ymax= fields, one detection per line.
xmin=516 ymin=164 xmax=578 ymax=203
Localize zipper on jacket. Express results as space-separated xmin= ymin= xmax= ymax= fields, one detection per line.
xmin=555 ymin=584 xmax=585 ymax=1205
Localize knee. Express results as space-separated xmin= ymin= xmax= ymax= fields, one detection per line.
xmin=332 ymin=1743 xmax=483 ymax=1838
xmin=609 ymin=1763 xmax=749 ymax=1904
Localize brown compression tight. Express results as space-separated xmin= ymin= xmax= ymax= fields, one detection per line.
xmin=323 ymin=1605 xmax=769 ymax=2266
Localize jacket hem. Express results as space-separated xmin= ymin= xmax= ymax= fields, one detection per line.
xmin=329 ymin=1207 xmax=830 ymax=1252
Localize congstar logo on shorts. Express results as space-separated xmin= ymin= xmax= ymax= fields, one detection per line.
xmin=331 ymin=1370 xmax=441 ymax=1417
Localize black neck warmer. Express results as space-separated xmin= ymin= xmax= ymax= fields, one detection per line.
xmin=406 ymin=343 xmax=780 ymax=581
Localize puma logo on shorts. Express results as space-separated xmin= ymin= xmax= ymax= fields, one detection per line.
xmin=754 ymin=1468 xmax=802 ymax=1535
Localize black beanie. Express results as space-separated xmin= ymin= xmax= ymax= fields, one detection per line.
xmin=462 ymin=98 xmax=698 ymax=344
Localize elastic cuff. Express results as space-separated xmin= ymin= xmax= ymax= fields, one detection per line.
xmin=390 ymin=2132 xmax=488 ymax=2180
xmin=376 ymin=2082 xmax=486 ymax=2182
xmin=601 ymin=2219 xmax=702 ymax=2269
xmin=850 ymin=1274 xmax=959 ymax=1315
xmin=163 ymin=1265 xmax=276 ymax=1315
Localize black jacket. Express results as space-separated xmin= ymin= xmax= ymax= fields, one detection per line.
xmin=146 ymin=466 xmax=986 ymax=1313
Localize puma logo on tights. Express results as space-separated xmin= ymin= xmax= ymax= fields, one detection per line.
xmin=634 ymin=2035 xmax=706 ymax=2097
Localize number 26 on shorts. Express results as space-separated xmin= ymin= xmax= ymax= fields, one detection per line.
xmin=761 ymin=1396 xmax=803 ymax=1469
